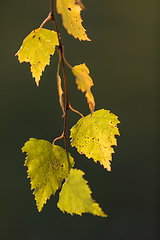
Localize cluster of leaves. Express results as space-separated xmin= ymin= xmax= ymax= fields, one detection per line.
xmin=16 ymin=0 xmax=120 ymax=217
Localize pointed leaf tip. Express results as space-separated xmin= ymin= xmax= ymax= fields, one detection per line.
xmin=22 ymin=138 xmax=74 ymax=211
xmin=70 ymin=109 xmax=120 ymax=171
xmin=16 ymin=28 xmax=59 ymax=86
xmin=58 ymin=169 xmax=107 ymax=217
xmin=72 ymin=63 xmax=95 ymax=114
xmin=56 ymin=0 xmax=90 ymax=41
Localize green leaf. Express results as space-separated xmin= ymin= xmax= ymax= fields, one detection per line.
xmin=16 ymin=28 xmax=59 ymax=86
xmin=70 ymin=109 xmax=120 ymax=171
xmin=72 ymin=63 xmax=95 ymax=114
xmin=57 ymin=169 xmax=107 ymax=217
xmin=56 ymin=0 xmax=90 ymax=41
xmin=22 ymin=138 xmax=74 ymax=212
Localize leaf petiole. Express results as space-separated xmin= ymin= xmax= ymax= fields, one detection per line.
xmin=39 ymin=12 xmax=52 ymax=29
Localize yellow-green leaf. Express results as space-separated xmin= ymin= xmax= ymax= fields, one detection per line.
xmin=22 ymin=138 xmax=74 ymax=212
xmin=56 ymin=0 xmax=90 ymax=41
xmin=16 ymin=28 xmax=59 ymax=86
xmin=57 ymin=169 xmax=107 ymax=217
xmin=72 ymin=63 xmax=95 ymax=113
xmin=70 ymin=109 xmax=120 ymax=171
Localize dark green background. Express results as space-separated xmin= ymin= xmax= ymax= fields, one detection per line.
xmin=0 ymin=0 xmax=159 ymax=239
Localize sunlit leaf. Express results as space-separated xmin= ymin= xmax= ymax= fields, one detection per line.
xmin=70 ymin=109 xmax=120 ymax=171
xmin=22 ymin=138 xmax=74 ymax=211
xmin=56 ymin=0 xmax=90 ymax=41
xmin=16 ymin=28 xmax=59 ymax=86
xmin=72 ymin=63 xmax=95 ymax=113
xmin=57 ymin=169 xmax=107 ymax=216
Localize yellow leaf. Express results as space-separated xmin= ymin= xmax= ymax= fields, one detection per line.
xmin=58 ymin=169 xmax=107 ymax=217
xmin=57 ymin=73 xmax=65 ymax=116
xmin=22 ymin=138 xmax=74 ymax=212
xmin=70 ymin=109 xmax=120 ymax=171
xmin=56 ymin=0 xmax=90 ymax=41
xmin=72 ymin=63 xmax=95 ymax=113
xmin=16 ymin=28 xmax=59 ymax=86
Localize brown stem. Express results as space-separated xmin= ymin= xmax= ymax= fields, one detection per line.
xmin=52 ymin=133 xmax=64 ymax=145
xmin=39 ymin=12 xmax=51 ymax=28
xmin=51 ymin=0 xmax=69 ymax=151
xmin=69 ymin=103 xmax=85 ymax=119
xmin=63 ymin=55 xmax=73 ymax=69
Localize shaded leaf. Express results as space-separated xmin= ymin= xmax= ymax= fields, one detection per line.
xmin=56 ymin=50 xmax=65 ymax=116
xmin=16 ymin=28 xmax=59 ymax=86
xmin=57 ymin=73 xmax=65 ymax=116
xmin=57 ymin=169 xmax=107 ymax=217
xmin=56 ymin=0 xmax=90 ymax=41
xmin=70 ymin=109 xmax=120 ymax=171
xmin=22 ymin=138 xmax=74 ymax=211
xmin=72 ymin=63 xmax=95 ymax=113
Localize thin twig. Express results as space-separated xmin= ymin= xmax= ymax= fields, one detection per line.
xmin=51 ymin=0 xmax=69 ymax=151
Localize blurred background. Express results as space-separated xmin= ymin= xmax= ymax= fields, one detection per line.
xmin=0 ymin=0 xmax=159 ymax=239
